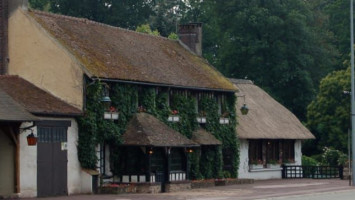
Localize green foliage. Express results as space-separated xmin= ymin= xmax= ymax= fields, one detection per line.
xmin=305 ymin=68 xmax=350 ymax=154
xmin=198 ymin=94 xmax=239 ymax=178
xmin=321 ymin=147 xmax=347 ymax=166
xmin=302 ymin=155 xmax=319 ymax=166
xmin=47 ymin=0 xmax=155 ymax=30
xmin=168 ymin=32 xmax=178 ymax=40
xmin=323 ymin=0 xmax=352 ymax=64
xmin=136 ymin=24 xmax=160 ymax=36
xmin=189 ymin=149 xmax=203 ymax=180
xmin=29 ymin=0 xmax=50 ymax=10
xmin=182 ymin=0 xmax=338 ymax=121
xmin=78 ymin=82 xmax=239 ymax=179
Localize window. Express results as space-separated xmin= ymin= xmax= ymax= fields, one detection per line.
xmin=282 ymin=140 xmax=295 ymax=162
xmin=248 ymin=139 xmax=295 ymax=167
xmin=170 ymin=148 xmax=185 ymax=171
xmin=249 ymin=140 xmax=262 ymax=164
xmin=266 ymin=140 xmax=279 ymax=163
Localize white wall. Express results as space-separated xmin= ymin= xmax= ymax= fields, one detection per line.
xmin=19 ymin=118 xmax=91 ymax=197
xmin=19 ymin=122 xmax=37 ymax=198
xmin=238 ymin=139 xmax=303 ymax=180
xmin=294 ymin=140 xmax=302 ymax=165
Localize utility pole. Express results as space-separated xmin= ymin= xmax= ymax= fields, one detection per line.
xmin=350 ymin=0 xmax=355 ymax=187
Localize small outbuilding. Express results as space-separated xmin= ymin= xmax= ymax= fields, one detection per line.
xmin=230 ymin=79 xmax=315 ymax=180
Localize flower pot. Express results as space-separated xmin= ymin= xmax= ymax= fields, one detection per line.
xmin=219 ymin=118 xmax=229 ymax=124
xmin=168 ymin=115 xmax=180 ymax=122
xmin=197 ymin=117 xmax=206 ymax=123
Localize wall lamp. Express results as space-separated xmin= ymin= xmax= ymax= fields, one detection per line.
xmin=237 ymin=95 xmax=249 ymax=115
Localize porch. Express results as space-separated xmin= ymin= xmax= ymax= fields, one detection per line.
xmin=114 ymin=113 xmax=198 ymax=191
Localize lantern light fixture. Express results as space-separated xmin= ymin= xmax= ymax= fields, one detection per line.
xmin=237 ymin=94 xmax=249 ymax=115
xmin=27 ymin=129 xmax=37 ymax=146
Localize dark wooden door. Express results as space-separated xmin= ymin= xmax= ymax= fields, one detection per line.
xmin=37 ymin=126 xmax=68 ymax=197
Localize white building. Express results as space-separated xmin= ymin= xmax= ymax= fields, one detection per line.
xmin=0 ymin=76 xmax=93 ymax=198
xmin=230 ymin=79 xmax=315 ymax=180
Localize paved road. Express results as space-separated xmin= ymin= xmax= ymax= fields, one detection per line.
xmin=21 ymin=179 xmax=355 ymax=200
xmin=263 ymin=189 xmax=355 ymax=200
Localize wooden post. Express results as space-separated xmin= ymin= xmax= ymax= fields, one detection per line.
xmin=15 ymin=132 xmax=19 ymax=193
xmin=146 ymin=147 xmax=151 ymax=182
xmin=165 ymin=147 xmax=171 ymax=183
xmin=6 ymin=124 xmax=20 ymax=193
xmin=185 ymin=148 xmax=189 ymax=180
xmin=262 ymin=140 xmax=267 ymax=167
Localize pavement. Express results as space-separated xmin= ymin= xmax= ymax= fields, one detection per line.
xmin=20 ymin=179 xmax=355 ymax=200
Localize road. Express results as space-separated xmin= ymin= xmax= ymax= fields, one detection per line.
xmin=263 ymin=189 xmax=355 ymax=200
xmin=21 ymin=179 xmax=355 ymax=200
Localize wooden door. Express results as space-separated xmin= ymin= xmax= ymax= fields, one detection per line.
xmin=0 ymin=130 xmax=15 ymax=196
xmin=37 ymin=125 xmax=68 ymax=197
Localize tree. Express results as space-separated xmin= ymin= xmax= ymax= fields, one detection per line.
xmin=28 ymin=0 xmax=50 ymax=10
xmin=182 ymin=0 xmax=338 ymax=121
xmin=47 ymin=0 xmax=155 ymax=30
xmin=305 ymin=67 xmax=350 ymax=154
xmin=136 ymin=24 xmax=160 ymax=36
xmin=323 ymin=0 xmax=352 ymax=65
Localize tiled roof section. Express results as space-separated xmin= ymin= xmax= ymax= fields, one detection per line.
xmin=0 ymin=75 xmax=82 ymax=116
xmin=122 ymin=113 xmax=198 ymax=147
xmin=230 ymin=79 xmax=315 ymax=140
xmin=191 ymin=128 xmax=222 ymax=145
xmin=0 ymin=89 xmax=38 ymax=121
xmin=30 ymin=10 xmax=236 ymax=92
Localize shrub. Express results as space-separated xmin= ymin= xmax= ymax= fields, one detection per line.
xmin=302 ymin=155 xmax=318 ymax=166
xmin=321 ymin=147 xmax=347 ymax=166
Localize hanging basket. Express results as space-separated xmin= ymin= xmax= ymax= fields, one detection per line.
xmin=27 ymin=133 xmax=37 ymax=146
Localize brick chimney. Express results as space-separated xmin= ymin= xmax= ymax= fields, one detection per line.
xmin=178 ymin=23 xmax=202 ymax=56
xmin=0 ymin=0 xmax=9 ymax=75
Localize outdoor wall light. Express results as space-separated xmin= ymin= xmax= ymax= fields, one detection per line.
xmin=27 ymin=129 xmax=37 ymax=146
xmin=237 ymin=95 xmax=249 ymax=115
xmin=240 ymin=104 xmax=249 ymax=115
xmin=148 ymin=149 xmax=154 ymax=154
xmin=187 ymin=148 xmax=193 ymax=153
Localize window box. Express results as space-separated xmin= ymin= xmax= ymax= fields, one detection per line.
xmin=249 ymin=164 xmax=264 ymax=170
xmin=197 ymin=117 xmax=206 ymax=123
xmin=168 ymin=115 xmax=180 ymax=122
xmin=104 ymin=112 xmax=119 ymax=120
xmin=267 ymin=164 xmax=281 ymax=169
xmin=219 ymin=118 xmax=229 ymax=124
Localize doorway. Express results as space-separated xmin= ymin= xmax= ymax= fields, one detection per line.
xmin=37 ymin=121 xmax=70 ymax=197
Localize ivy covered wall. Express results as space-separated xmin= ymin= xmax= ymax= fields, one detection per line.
xmin=77 ymin=80 xmax=239 ymax=179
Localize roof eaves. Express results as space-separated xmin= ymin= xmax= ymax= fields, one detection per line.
xmin=32 ymin=112 xmax=83 ymax=118
xmin=95 ymin=77 xmax=237 ymax=93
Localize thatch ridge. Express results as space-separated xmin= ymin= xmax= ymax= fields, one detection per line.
xmin=230 ymin=79 xmax=314 ymax=139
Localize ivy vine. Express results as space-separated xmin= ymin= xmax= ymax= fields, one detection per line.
xmin=77 ymin=81 xmax=239 ymax=179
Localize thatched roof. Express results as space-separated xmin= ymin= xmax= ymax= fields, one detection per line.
xmin=0 ymin=89 xmax=38 ymax=122
xmin=192 ymin=128 xmax=222 ymax=145
xmin=230 ymin=79 xmax=315 ymax=140
xmin=122 ymin=113 xmax=198 ymax=147
xmin=29 ymin=10 xmax=236 ymax=92
xmin=0 ymin=75 xmax=82 ymax=116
